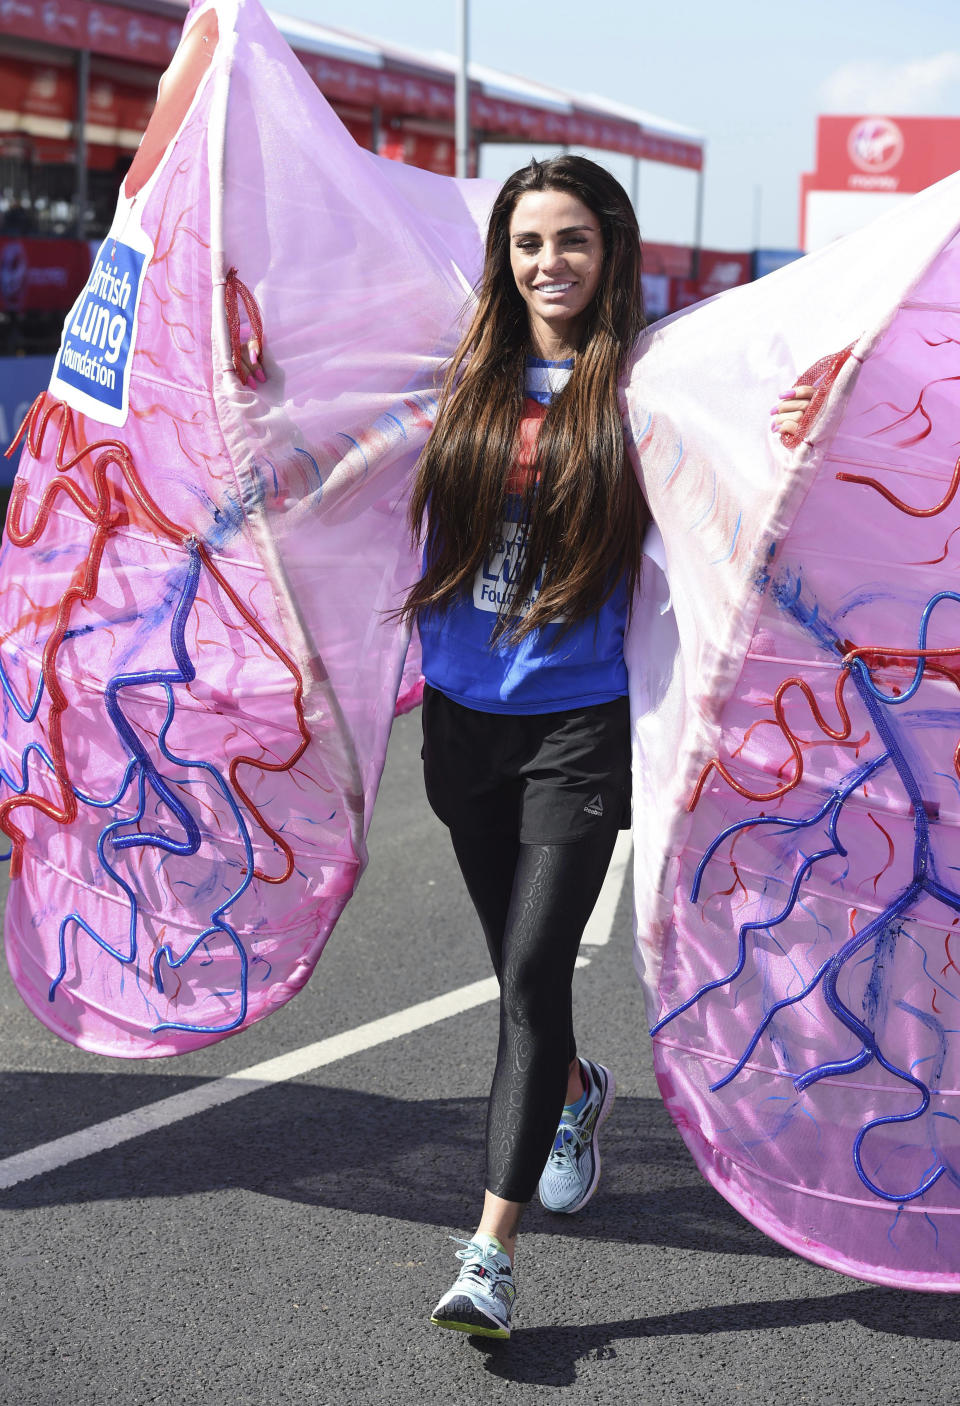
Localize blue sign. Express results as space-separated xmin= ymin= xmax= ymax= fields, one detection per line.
xmin=751 ymin=248 xmax=804 ymax=280
xmin=51 ymin=236 xmax=149 ymax=422
xmin=0 ymin=355 xmax=55 ymax=486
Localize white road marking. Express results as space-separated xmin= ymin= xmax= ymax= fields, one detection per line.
xmin=0 ymin=976 xmax=499 ymax=1191
xmin=0 ymin=836 xmax=633 ymax=1192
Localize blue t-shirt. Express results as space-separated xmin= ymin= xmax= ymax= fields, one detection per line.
xmin=418 ymin=357 xmax=629 ymax=715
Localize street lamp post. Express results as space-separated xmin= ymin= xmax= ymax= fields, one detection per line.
xmin=74 ymin=49 xmax=90 ymax=238
xmin=455 ymin=0 xmax=470 ymax=178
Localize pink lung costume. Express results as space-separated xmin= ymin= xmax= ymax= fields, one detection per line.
xmin=4 ymin=0 xmax=960 ymax=1290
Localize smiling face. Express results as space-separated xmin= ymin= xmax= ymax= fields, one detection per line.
xmin=508 ymin=188 xmax=604 ymax=359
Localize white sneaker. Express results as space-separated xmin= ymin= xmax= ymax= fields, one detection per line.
xmin=430 ymin=1235 xmax=515 ymax=1339
xmin=538 ymin=1058 xmax=615 ymax=1213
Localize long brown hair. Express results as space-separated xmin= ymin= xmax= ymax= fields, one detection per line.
xmin=401 ymin=154 xmax=649 ymax=642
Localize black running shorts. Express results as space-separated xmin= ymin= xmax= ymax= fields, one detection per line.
xmin=421 ymin=684 xmax=631 ymax=844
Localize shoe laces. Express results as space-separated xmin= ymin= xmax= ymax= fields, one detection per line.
xmin=547 ymin=1113 xmax=589 ymax=1168
xmin=449 ymin=1235 xmax=511 ymax=1277
xmin=450 ymin=1234 xmax=504 ymax=1260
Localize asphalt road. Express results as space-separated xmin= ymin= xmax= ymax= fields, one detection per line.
xmin=1 ymin=711 xmax=960 ymax=1405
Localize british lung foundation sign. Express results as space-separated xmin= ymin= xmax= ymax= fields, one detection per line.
xmin=50 ymin=210 xmax=153 ymax=428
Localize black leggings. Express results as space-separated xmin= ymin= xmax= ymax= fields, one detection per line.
xmin=449 ymin=824 xmax=620 ymax=1203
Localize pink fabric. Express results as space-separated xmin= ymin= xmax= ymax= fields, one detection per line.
xmin=629 ymin=182 xmax=960 ymax=1289
xmin=3 ymin=0 xmax=960 ymax=1289
xmin=1 ymin=0 xmax=490 ymax=1057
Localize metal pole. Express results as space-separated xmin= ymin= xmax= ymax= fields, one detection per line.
xmin=690 ymin=160 xmax=705 ymax=280
xmin=74 ymin=48 xmax=90 ymax=239
xmin=370 ymin=104 xmax=382 ymax=155
xmin=630 ymin=156 xmax=639 ymax=215
xmin=455 ymin=0 xmax=470 ymax=178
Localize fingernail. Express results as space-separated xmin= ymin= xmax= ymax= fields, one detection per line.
xmin=770 ymin=421 xmax=781 ymax=434
xmin=779 ymin=389 xmax=797 ymax=398
xmin=250 ymin=345 xmax=260 ymax=366
xmin=255 ymin=367 xmax=266 ymax=383
xmin=769 ymin=405 xmax=781 ymax=415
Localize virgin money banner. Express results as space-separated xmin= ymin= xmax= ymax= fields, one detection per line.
xmin=812 ymin=115 xmax=960 ymax=193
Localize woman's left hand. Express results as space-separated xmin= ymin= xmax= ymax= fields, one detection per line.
xmin=771 ymin=384 xmax=814 ymax=435
xmin=237 ymin=336 xmax=266 ymax=386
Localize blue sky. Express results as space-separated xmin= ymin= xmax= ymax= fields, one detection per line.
xmin=273 ymin=0 xmax=960 ymax=252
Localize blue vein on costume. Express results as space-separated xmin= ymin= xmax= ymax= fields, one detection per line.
xmin=294 ymin=446 xmax=323 ymax=487
xmin=0 ymin=651 xmax=44 ymax=724
xmin=0 ymin=624 xmax=152 ymax=861
xmin=653 ymin=582 xmax=960 ymax=1204
xmin=47 ymin=538 xmax=255 ymax=1035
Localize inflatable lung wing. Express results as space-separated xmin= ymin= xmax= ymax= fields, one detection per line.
xmin=626 ymin=175 xmax=960 ymax=1289
xmin=0 ymin=0 xmax=489 ymax=1056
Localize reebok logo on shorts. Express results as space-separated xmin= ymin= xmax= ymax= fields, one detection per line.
xmin=583 ymin=794 xmax=604 ymax=817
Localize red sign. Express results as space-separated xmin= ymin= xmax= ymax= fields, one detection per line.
xmin=643 ymin=241 xmax=693 ymax=278
xmin=0 ymin=237 xmax=91 ymax=314
xmin=86 ymin=72 xmax=157 ymax=134
xmin=810 ymin=115 xmax=960 ymax=194
xmin=640 ymin=246 xmax=752 ymax=305
xmin=696 ymin=249 xmax=751 ymax=292
xmin=0 ymin=54 xmax=76 ymax=121
xmin=379 ymin=128 xmax=455 ymax=177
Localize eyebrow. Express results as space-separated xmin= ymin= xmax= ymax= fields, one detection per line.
xmin=511 ymin=224 xmax=597 ymax=239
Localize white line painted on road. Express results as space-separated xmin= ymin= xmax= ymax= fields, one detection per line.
xmin=0 ymin=837 xmax=633 ymax=1192
xmin=580 ymin=831 xmax=632 ymax=948
xmin=0 ymin=976 xmax=499 ymax=1191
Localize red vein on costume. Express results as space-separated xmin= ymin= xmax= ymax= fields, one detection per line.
xmin=2 ymin=393 xmax=309 ymax=883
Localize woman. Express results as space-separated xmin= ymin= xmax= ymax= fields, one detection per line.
xmin=395 ymin=154 xmax=809 ymax=1338
xmin=402 ymin=154 xmax=646 ymax=1339
xmin=240 ymin=153 xmax=809 ymax=1339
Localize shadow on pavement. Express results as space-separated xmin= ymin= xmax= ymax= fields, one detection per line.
xmin=6 ymin=1070 xmax=960 ymax=1383
xmin=1 ymin=1070 xmax=784 ymax=1261
xmin=472 ymin=1286 xmax=960 ymax=1385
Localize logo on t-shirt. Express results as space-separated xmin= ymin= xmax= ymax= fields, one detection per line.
xmin=583 ymin=794 xmax=604 ymax=817
xmin=474 ymin=520 xmax=543 ymax=616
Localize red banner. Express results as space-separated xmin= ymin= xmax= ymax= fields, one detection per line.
xmin=294 ymin=55 xmax=701 ymax=167
xmin=0 ymin=2 xmax=704 ymax=172
xmin=297 ymin=52 xmax=453 ymax=121
xmin=811 ymin=115 xmax=960 ymax=194
xmin=0 ymin=0 xmax=181 ymax=66
xmin=0 ymin=237 xmax=91 ymax=313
